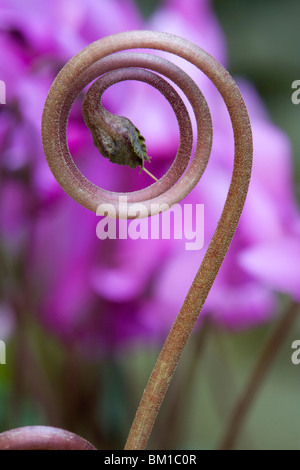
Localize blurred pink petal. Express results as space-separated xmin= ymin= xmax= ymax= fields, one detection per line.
xmin=239 ymin=238 xmax=300 ymax=301
xmin=0 ymin=0 xmax=299 ymax=349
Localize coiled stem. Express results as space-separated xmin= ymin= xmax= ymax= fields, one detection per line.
xmin=0 ymin=426 xmax=96 ymax=450
xmin=42 ymin=30 xmax=253 ymax=450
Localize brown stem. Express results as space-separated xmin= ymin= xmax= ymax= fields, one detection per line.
xmin=42 ymin=31 xmax=253 ymax=450
xmin=123 ymin=33 xmax=252 ymax=450
xmin=42 ymin=34 xmax=213 ymax=216
xmin=219 ymin=301 xmax=299 ymax=450
xmin=158 ymin=318 xmax=210 ymax=449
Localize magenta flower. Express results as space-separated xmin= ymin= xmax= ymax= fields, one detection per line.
xmin=0 ymin=0 xmax=299 ymax=350
xmin=134 ymin=0 xmax=300 ymax=331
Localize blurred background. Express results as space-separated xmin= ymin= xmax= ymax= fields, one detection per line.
xmin=0 ymin=0 xmax=299 ymax=450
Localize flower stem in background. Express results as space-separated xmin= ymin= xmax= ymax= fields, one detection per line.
xmin=219 ymin=301 xmax=299 ymax=450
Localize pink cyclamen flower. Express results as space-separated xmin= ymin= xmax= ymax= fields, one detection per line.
xmin=0 ymin=0 xmax=299 ymax=350
xmin=138 ymin=0 xmax=300 ymax=330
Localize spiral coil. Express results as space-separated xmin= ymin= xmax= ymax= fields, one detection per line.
xmin=41 ymin=31 xmax=253 ymax=450
xmin=41 ymin=30 xmax=249 ymax=217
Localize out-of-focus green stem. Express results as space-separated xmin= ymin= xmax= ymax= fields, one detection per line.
xmin=219 ymin=301 xmax=299 ymax=450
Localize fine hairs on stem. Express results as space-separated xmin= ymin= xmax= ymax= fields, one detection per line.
xmin=41 ymin=30 xmax=252 ymax=450
xmin=37 ymin=30 xmax=252 ymax=450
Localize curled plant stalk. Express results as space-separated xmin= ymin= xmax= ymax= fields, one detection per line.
xmin=41 ymin=31 xmax=253 ymax=450
xmin=0 ymin=426 xmax=96 ymax=450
